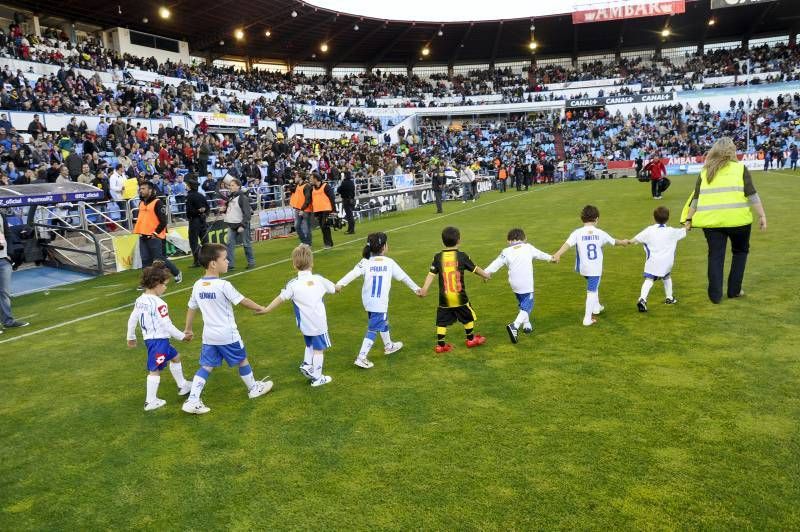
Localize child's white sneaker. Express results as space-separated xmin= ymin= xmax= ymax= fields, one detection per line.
xmin=354 ymin=357 xmax=374 ymax=369
xmin=177 ymin=381 xmax=192 ymax=396
xmin=310 ymin=375 xmax=332 ymax=387
xmin=593 ymin=305 xmax=605 ymax=314
xmin=582 ymin=317 xmax=597 ymax=326
xmin=384 ymin=341 xmax=403 ymax=355
xmin=248 ymin=379 xmax=273 ymax=399
xmin=299 ymin=363 xmax=314 ymax=380
xmin=182 ymin=400 xmax=210 ymax=414
xmin=144 ymin=398 xmax=166 ymax=411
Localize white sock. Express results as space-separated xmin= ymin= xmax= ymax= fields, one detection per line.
xmin=379 ymin=331 xmax=392 ymax=347
xmin=513 ymin=310 xmax=529 ymax=328
xmin=312 ymin=351 xmax=324 ymax=379
xmin=522 ymin=321 xmax=532 ymax=330
xmin=146 ymin=375 xmax=160 ymax=403
xmin=593 ymin=291 xmax=603 ymax=313
xmin=169 ymin=362 xmax=187 ymax=387
xmin=358 ymin=337 xmax=374 ymax=359
xmin=584 ymin=292 xmax=595 ymax=323
xmin=640 ymin=278 xmax=654 ymax=301
xmin=240 ymin=372 xmax=256 ymax=390
xmin=664 ymin=278 xmax=674 ymax=299
xmin=188 ymin=375 xmax=206 ymax=402
xmin=303 ymin=346 xmax=313 ymax=365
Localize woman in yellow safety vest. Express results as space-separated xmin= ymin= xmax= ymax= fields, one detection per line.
xmin=683 ymin=137 xmax=767 ymax=304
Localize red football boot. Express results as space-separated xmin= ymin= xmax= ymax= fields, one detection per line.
xmin=434 ymin=343 xmax=453 ymax=354
xmin=465 ymin=335 xmax=486 ymax=348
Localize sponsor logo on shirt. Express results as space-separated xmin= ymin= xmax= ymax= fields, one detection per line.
xmin=157 ymin=305 xmax=168 ymax=318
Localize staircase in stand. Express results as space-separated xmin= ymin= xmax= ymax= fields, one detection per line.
xmin=554 ymin=129 xmax=567 ymax=160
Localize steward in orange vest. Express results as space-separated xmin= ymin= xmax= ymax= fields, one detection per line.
xmin=133 ymin=181 xmax=181 ymax=280
xmin=310 ymin=171 xmax=336 ymax=248
xmin=289 ymin=175 xmax=313 ymax=212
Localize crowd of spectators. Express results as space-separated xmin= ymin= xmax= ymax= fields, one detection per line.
xmin=3 ymin=16 xmax=800 ymax=112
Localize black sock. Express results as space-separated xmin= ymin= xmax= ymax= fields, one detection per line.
xmin=437 ymin=334 xmax=446 ymax=347
xmin=465 ymin=327 xmax=474 ymax=341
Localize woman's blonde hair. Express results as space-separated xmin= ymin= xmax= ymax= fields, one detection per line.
xmin=703 ymin=137 xmax=738 ymax=183
xmin=292 ymin=244 xmax=313 ymax=271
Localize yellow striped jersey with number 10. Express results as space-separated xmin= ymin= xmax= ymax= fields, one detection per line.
xmin=430 ymin=249 xmax=477 ymax=308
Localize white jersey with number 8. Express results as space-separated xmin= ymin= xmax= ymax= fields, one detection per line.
xmin=565 ymin=226 xmax=616 ymax=277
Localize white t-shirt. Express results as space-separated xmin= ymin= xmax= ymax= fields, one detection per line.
xmin=280 ymin=270 xmax=336 ymax=336
xmin=632 ymin=224 xmax=687 ymax=277
xmin=188 ymin=277 xmax=245 ymax=345
xmin=109 ymin=171 xmax=125 ymax=200
xmin=565 ymin=225 xmax=616 ymax=277
xmin=127 ymin=293 xmax=184 ymax=341
xmin=485 ymin=242 xmax=553 ymax=294
xmin=336 ymin=256 xmax=420 ymax=313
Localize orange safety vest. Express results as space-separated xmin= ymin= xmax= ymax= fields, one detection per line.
xmin=312 ymin=184 xmax=333 ymax=213
xmin=134 ymin=198 xmax=166 ymax=239
xmin=289 ymin=183 xmax=312 ymax=212
xmin=498 ymin=168 xmax=508 ymax=180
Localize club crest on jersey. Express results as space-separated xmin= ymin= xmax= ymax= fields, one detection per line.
xmin=202 ymin=282 xmax=211 ymax=286
xmin=306 ymin=281 xmax=315 ymax=286
xmin=157 ymin=305 xmax=168 ymax=318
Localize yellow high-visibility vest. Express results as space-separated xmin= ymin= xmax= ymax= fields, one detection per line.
xmin=689 ymin=161 xmax=753 ymax=228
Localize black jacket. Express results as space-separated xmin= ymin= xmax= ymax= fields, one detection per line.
xmin=186 ymin=190 xmax=209 ymax=219
xmin=338 ymin=178 xmax=355 ymax=201
xmin=431 ymin=173 xmax=446 ymax=191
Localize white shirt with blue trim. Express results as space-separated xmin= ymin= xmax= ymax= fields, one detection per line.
xmin=280 ymin=270 xmax=336 ymax=336
xmin=337 ymin=256 xmax=419 ymax=313
xmin=565 ymin=226 xmax=615 ymax=277
xmin=632 ymin=224 xmax=686 ymax=277
xmin=188 ymin=277 xmax=245 ymax=345
xmin=485 ymin=242 xmax=552 ymax=294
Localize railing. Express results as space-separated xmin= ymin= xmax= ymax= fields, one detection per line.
xmin=32 ymin=222 xmax=106 ymax=275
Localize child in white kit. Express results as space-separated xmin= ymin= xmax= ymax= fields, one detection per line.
xmin=484 ymin=228 xmax=555 ymax=344
xmin=625 ymin=206 xmax=686 ymax=312
xmin=182 ymin=244 xmax=273 ymax=415
xmin=264 ymin=245 xmax=337 ymax=387
xmin=126 ymin=261 xmax=192 ymax=411
xmin=336 ymin=232 xmax=422 ymax=369
xmin=553 ymin=205 xmax=628 ymax=326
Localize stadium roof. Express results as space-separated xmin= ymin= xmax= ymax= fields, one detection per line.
xmin=12 ymin=0 xmax=800 ymax=65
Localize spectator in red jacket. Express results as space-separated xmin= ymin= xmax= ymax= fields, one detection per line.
xmin=644 ymin=157 xmax=667 ymax=199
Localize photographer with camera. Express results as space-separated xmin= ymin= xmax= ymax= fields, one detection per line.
xmin=223 ymin=178 xmax=256 ymax=270
xmin=311 ymin=171 xmax=337 ymax=249
xmin=0 ymin=212 xmax=30 ymax=333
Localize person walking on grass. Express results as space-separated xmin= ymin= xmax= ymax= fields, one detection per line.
xmin=126 ymin=262 xmax=192 ymax=411
xmin=682 ymin=137 xmax=767 ymax=304
xmin=223 ymin=178 xmax=255 ymax=270
xmin=181 ymin=244 xmax=273 ymax=415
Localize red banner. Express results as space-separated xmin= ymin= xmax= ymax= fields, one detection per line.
xmin=572 ymin=1 xmax=685 ymax=24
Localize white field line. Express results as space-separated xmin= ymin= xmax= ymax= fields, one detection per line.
xmin=0 ymin=188 xmax=556 ymax=345
xmin=56 ymin=297 xmax=99 ymax=310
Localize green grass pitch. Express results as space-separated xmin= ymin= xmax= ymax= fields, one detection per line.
xmin=2 ymin=172 xmax=799 ymax=529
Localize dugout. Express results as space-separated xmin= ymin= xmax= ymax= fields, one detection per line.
xmin=0 ymin=182 xmax=108 ymax=275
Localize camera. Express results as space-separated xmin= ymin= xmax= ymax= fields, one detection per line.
xmin=327 ymin=214 xmax=346 ymax=231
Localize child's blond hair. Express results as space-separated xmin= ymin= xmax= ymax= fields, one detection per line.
xmin=292 ymin=244 xmax=313 ymax=271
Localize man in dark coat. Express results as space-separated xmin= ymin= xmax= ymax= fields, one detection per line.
xmin=338 ymin=171 xmax=356 ymax=234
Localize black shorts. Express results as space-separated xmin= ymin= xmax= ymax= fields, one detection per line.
xmin=436 ymin=304 xmax=476 ymax=327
